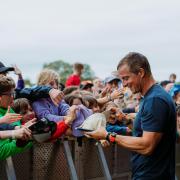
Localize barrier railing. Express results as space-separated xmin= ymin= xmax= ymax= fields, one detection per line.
xmin=0 ymin=138 xmax=180 ymax=180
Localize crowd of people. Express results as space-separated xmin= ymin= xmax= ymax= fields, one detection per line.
xmin=0 ymin=53 xmax=179 ymax=179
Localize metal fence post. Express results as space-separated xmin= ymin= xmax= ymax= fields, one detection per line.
xmin=5 ymin=157 xmax=16 ymax=180
xmin=97 ymin=143 xmax=112 ymax=180
xmin=63 ymin=140 xmax=78 ymax=180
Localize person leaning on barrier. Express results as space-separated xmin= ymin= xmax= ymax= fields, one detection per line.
xmin=0 ymin=75 xmax=34 ymax=160
xmin=85 ymin=52 xmax=176 ymax=180
xmin=11 ymin=98 xmax=78 ymax=141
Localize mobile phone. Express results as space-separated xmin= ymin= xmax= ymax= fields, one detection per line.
xmin=75 ymin=127 xmax=93 ymax=132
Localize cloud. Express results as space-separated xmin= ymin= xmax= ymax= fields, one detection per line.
xmin=0 ymin=0 xmax=180 ymax=83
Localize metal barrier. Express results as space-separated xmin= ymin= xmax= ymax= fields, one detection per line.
xmin=0 ymin=139 xmax=180 ymax=180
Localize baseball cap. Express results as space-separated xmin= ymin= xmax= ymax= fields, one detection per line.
xmin=104 ymin=76 xmax=120 ymax=84
xmin=0 ymin=62 xmax=14 ymax=73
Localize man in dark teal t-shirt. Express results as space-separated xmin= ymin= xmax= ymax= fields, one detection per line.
xmin=85 ymin=52 xmax=176 ymax=180
xmin=132 ymin=84 xmax=176 ymax=179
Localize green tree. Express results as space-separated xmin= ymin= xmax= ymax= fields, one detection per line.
xmin=81 ymin=64 xmax=95 ymax=80
xmin=43 ymin=60 xmax=95 ymax=84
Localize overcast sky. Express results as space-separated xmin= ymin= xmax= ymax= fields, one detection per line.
xmin=0 ymin=0 xmax=180 ymax=83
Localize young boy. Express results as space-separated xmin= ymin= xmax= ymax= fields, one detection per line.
xmin=0 ymin=75 xmax=32 ymax=160
xmin=65 ymin=63 xmax=84 ymax=87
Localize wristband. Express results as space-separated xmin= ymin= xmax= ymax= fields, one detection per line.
xmin=106 ymin=132 xmax=117 ymax=144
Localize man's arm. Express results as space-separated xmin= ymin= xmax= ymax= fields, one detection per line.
xmin=85 ymin=128 xmax=162 ymax=155
xmin=115 ymin=131 xmax=162 ymax=155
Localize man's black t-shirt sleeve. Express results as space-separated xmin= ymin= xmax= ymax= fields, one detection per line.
xmin=141 ymin=97 xmax=169 ymax=133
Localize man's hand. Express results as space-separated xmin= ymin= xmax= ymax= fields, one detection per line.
xmin=84 ymin=127 xmax=108 ymax=140
xmin=124 ymin=113 xmax=135 ymax=121
xmin=0 ymin=106 xmax=22 ymax=124
xmin=100 ymin=140 xmax=110 ymax=147
xmin=49 ymin=89 xmax=64 ymax=106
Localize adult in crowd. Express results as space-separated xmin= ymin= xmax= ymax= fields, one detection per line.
xmin=85 ymin=52 xmax=176 ymax=180
xmin=169 ymin=73 xmax=177 ymax=83
xmin=65 ymin=63 xmax=84 ymax=87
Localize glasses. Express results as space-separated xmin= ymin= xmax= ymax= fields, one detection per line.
xmin=0 ymin=91 xmax=16 ymax=98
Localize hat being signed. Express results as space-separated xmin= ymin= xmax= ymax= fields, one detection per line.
xmin=0 ymin=62 xmax=14 ymax=73
xmin=78 ymin=113 xmax=106 ymax=131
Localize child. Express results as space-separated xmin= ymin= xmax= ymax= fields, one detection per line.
xmin=64 ymin=94 xmax=83 ymax=106
xmin=12 ymin=98 xmax=78 ymax=141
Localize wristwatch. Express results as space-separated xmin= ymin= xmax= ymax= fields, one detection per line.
xmin=106 ymin=132 xmax=117 ymax=144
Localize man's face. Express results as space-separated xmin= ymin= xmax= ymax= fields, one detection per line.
xmin=0 ymin=89 xmax=14 ymax=108
xmin=118 ymin=64 xmax=141 ymax=94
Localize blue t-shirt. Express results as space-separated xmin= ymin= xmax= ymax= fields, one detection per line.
xmin=132 ymin=84 xmax=176 ymax=180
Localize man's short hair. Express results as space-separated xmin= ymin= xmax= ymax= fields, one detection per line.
xmin=0 ymin=75 xmax=15 ymax=93
xmin=117 ymin=52 xmax=152 ymax=76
